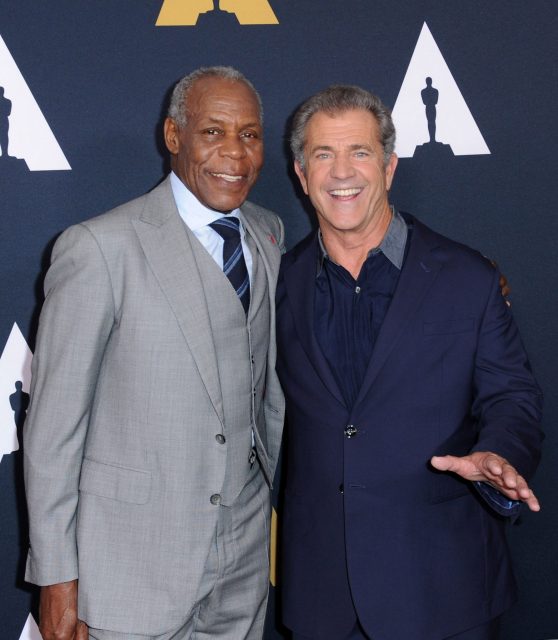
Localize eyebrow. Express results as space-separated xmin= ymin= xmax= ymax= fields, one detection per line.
xmin=199 ymin=116 xmax=262 ymax=128
xmin=309 ymin=143 xmax=373 ymax=154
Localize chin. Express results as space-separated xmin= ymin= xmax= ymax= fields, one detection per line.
xmin=208 ymin=198 xmax=245 ymax=212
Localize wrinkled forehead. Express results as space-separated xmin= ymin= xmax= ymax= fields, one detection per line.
xmin=185 ymin=76 xmax=262 ymax=122
xmin=304 ymin=108 xmax=381 ymax=145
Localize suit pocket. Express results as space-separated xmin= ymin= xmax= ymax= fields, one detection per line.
xmin=79 ymin=457 xmax=151 ymax=504
xmin=423 ymin=318 xmax=475 ymax=335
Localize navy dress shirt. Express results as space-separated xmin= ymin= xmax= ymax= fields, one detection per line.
xmin=314 ymin=213 xmax=406 ymax=409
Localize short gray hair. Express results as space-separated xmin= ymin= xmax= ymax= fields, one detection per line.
xmin=168 ymin=66 xmax=263 ymax=128
xmin=290 ymin=84 xmax=396 ymax=170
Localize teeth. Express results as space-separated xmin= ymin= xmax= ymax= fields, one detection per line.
xmin=211 ymin=173 xmax=243 ymax=182
xmin=330 ymin=188 xmax=361 ymax=196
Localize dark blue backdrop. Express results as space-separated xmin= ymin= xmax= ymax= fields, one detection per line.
xmin=1 ymin=2 xmax=556 ymax=638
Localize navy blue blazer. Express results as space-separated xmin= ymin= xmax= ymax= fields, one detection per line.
xmin=276 ymin=214 xmax=543 ymax=640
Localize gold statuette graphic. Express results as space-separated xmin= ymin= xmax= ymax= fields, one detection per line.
xmin=156 ymin=0 xmax=279 ymax=26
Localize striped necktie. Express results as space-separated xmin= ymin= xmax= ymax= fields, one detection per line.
xmin=209 ymin=216 xmax=250 ymax=314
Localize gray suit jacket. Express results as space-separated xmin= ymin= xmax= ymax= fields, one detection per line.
xmin=24 ymin=176 xmax=285 ymax=634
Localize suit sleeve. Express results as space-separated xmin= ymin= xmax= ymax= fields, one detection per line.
xmin=24 ymin=223 xmax=115 ymax=585
xmin=471 ymin=266 xmax=543 ymax=481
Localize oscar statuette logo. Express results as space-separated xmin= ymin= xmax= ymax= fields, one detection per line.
xmin=156 ymin=0 xmax=278 ymax=26
xmin=0 ymin=35 xmax=71 ymax=171
xmin=392 ymin=23 xmax=490 ymax=159
xmin=0 ymin=323 xmax=32 ymax=464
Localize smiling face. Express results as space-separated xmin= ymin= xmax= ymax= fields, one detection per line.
xmin=164 ymin=76 xmax=263 ymax=212
xmin=294 ymin=108 xmax=397 ymax=243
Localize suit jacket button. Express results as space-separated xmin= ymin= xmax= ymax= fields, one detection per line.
xmin=339 ymin=484 xmax=344 ymax=494
xmin=344 ymin=425 xmax=358 ymax=438
xmin=215 ymin=434 xmax=226 ymax=444
xmin=210 ymin=494 xmax=221 ymax=505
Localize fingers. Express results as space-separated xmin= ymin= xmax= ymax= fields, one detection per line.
xmin=523 ymin=489 xmax=541 ymax=512
xmin=486 ymin=479 xmax=540 ymax=511
xmin=481 ymin=455 xmax=519 ymax=489
xmin=496 ymin=463 xmax=540 ymax=511
xmin=499 ymin=273 xmax=511 ymax=298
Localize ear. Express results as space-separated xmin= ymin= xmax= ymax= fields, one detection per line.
xmin=385 ymin=153 xmax=398 ymax=192
xmin=164 ymin=117 xmax=180 ymax=155
xmin=294 ymin=160 xmax=309 ymax=195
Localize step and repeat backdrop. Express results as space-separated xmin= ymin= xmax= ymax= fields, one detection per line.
xmin=1 ymin=2 xmax=557 ymax=639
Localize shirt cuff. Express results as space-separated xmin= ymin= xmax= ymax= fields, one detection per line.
xmin=474 ymin=481 xmax=522 ymax=517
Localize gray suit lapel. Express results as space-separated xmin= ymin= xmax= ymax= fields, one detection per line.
xmin=240 ymin=204 xmax=281 ymax=368
xmin=240 ymin=204 xmax=280 ymax=303
xmin=131 ymin=178 xmax=224 ymax=426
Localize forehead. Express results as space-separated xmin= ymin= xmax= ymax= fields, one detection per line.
xmin=305 ymin=108 xmax=380 ymax=146
xmin=185 ymin=76 xmax=261 ymax=121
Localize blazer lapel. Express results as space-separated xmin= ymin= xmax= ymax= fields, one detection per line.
xmin=132 ymin=178 xmax=224 ymax=426
xmin=240 ymin=204 xmax=280 ymax=307
xmin=283 ymin=233 xmax=346 ymax=408
xmin=354 ymin=219 xmax=443 ymax=409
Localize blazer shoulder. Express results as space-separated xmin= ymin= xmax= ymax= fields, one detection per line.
xmin=409 ymin=213 xmax=495 ymax=278
xmin=242 ymin=199 xmax=282 ymax=227
xmin=52 ymin=180 xmax=174 ymax=269
xmin=281 ymin=229 xmax=318 ymax=270
xmin=85 ymin=180 xmax=171 ymax=233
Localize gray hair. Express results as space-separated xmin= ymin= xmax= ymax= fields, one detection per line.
xmin=168 ymin=66 xmax=263 ymax=128
xmin=290 ymin=84 xmax=396 ymax=170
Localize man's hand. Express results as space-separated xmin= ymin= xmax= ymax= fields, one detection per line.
xmin=39 ymin=580 xmax=88 ymax=640
xmin=431 ymin=451 xmax=540 ymax=512
xmin=498 ymin=272 xmax=511 ymax=299
xmin=489 ymin=259 xmax=511 ymax=302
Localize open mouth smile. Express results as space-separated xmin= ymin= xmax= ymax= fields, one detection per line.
xmin=328 ymin=188 xmax=362 ymax=198
xmin=210 ymin=172 xmax=244 ymax=183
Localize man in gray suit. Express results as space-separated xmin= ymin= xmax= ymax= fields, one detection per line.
xmin=24 ymin=66 xmax=285 ymax=640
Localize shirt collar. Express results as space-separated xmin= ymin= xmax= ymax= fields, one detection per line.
xmin=317 ymin=207 xmax=408 ymax=275
xmin=169 ymin=171 xmax=242 ymax=231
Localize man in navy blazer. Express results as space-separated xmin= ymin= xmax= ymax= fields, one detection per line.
xmin=276 ymin=85 xmax=543 ymax=640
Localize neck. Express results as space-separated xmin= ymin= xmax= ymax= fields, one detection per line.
xmin=321 ymin=205 xmax=392 ymax=279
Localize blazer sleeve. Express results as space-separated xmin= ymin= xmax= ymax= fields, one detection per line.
xmin=24 ymin=223 xmax=115 ymax=585
xmin=471 ymin=266 xmax=543 ymax=481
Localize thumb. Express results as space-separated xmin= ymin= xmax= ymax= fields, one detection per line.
xmin=430 ymin=455 xmax=458 ymax=471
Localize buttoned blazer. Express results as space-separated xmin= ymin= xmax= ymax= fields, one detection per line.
xmin=24 ymin=176 xmax=285 ymax=635
xmin=276 ymin=213 xmax=543 ymax=640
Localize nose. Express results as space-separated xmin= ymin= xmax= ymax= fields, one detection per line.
xmin=220 ymin=133 xmax=246 ymax=159
xmin=330 ymin=153 xmax=355 ymax=180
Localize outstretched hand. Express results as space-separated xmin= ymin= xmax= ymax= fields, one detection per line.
xmin=431 ymin=451 xmax=540 ymax=512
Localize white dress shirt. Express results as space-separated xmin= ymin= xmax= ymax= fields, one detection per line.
xmin=169 ymin=171 xmax=253 ymax=284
